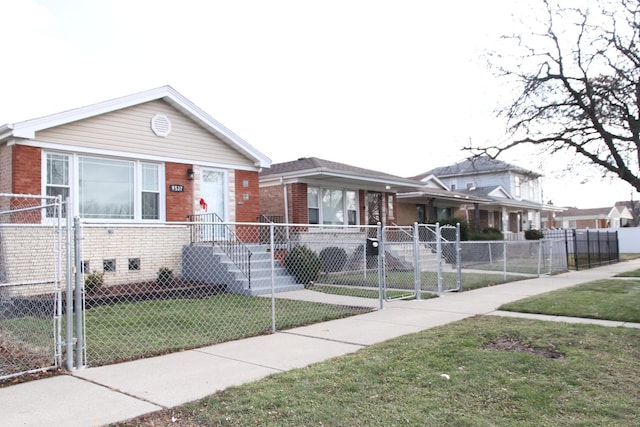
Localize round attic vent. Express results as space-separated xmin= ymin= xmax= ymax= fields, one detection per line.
xmin=151 ymin=114 xmax=172 ymax=137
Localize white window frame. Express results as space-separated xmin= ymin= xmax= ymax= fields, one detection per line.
xmin=307 ymin=186 xmax=359 ymax=226
xmin=42 ymin=151 xmax=165 ymax=222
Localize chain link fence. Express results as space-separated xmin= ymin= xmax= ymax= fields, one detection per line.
xmin=460 ymin=238 xmax=568 ymax=277
xmin=2 ymin=207 xmax=571 ymax=377
xmin=0 ymin=194 xmax=63 ymax=381
xmin=79 ymin=222 xmax=382 ymax=367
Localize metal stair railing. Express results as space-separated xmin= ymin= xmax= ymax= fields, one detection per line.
xmin=187 ymin=213 xmax=252 ymax=289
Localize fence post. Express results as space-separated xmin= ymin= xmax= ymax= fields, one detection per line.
xmin=378 ymin=223 xmax=384 ymax=309
xmin=503 ymin=239 xmax=507 ymax=281
xmin=73 ymin=217 xmax=85 ymax=369
xmin=456 ymin=223 xmax=462 ymax=292
xmin=436 ymin=223 xmax=443 ymax=295
xmin=571 ymin=228 xmax=580 ymax=271
xmin=54 ymin=196 xmax=63 ymax=368
xmin=270 ymin=223 xmax=276 ymax=333
xmin=586 ymin=230 xmax=591 ymax=269
xmin=65 ymin=200 xmax=74 ymax=371
xmin=413 ymin=222 xmax=421 ymax=300
xmin=535 ymin=240 xmax=541 ymax=277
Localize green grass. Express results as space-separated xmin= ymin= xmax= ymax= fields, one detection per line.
xmin=620 ymin=253 xmax=640 ymax=261
xmin=499 ymin=279 xmax=640 ymax=323
xmin=1 ymin=295 xmax=372 ymax=369
xmin=118 ymin=316 xmax=640 ymax=427
xmin=615 ymin=267 xmax=640 ymax=277
xmin=323 ymin=271 xmax=525 ymax=292
xmin=84 ymin=295 xmax=372 ymax=365
xmin=310 ymin=284 xmax=436 ymax=300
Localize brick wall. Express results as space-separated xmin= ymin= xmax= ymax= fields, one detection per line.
xmin=165 ymin=162 xmax=194 ymax=221
xmin=12 ymin=145 xmax=41 ymax=194
xmin=80 ymin=225 xmax=190 ymax=286
xmin=0 ymin=144 xmax=12 ymax=194
xmin=259 ymin=185 xmax=285 ymax=217
xmin=234 ymin=170 xmax=260 ymax=222
xmin=289 ymin=183 xmax=308 ymax=224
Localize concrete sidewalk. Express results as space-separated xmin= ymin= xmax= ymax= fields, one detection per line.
xmin=3 ymin=259 xmax=640 ymax=427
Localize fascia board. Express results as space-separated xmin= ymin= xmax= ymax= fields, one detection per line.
xmin=261 ymin=168 xmax=420 ymax=189
xmin=397 ymin=191 xmax=491 ymax=205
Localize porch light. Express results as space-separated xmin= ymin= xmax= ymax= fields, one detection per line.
xmin=187 ymin=168 xmax=195 ymax=181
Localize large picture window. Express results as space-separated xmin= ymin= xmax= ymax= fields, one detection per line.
xmin=308 ymin=187 xmax=358 ymax=226
xmin=80 ymin=157 xmax=135 ymax=219
xmin=44 ymin=152 xmax=163 ymax=221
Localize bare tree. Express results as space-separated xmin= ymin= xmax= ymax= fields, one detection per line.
xmin=468 ymin=0 xmax=640 ymax=192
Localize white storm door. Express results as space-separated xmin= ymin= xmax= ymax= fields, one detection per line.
xmin=200 ymin=168 xmax=227 ymax=220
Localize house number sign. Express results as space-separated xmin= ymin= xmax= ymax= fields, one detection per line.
xmin=170 ymin=184 xmax=184 ymax=192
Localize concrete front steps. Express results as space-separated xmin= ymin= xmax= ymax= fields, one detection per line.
xmin=384 ymin=242 xmax=456 ymax=272
xmin=182 ymin=244 xmax=304 ymax=296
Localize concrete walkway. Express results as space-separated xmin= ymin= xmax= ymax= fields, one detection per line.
xmin=3 ymin=259 xmax=640 ymax=427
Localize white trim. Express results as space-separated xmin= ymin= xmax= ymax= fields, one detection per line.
xmin=307 ymin=185 xmax=360 ymax=226
xmin=199 ymin=167 xmax=230 ymax=221
xmin=20 ymin=139 xmax=260 ymax=172
xmin=42 ymin=150 xmax=166 ymax=222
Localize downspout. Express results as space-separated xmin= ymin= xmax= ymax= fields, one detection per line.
xmin=474 ymin=202 xmax=480 ymax=232
xmin=281 ymin=177 xmax=289 ymax=224
xmin=282 ymin=177 xmax=290 ymax=241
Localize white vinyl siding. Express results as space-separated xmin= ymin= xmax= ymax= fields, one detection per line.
xmin=35 ymin=100 xmax=253 ymax=168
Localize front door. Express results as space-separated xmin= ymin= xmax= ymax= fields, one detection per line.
xmin=367 ymin=192 xmax=382 ymax=225
xmin=200 ymin=168 xmax=226 ymax=220
xmin=416 ymin=204 xmax=426 ymax=223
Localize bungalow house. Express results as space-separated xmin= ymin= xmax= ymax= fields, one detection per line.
xmin=548 ymin=205 xmax=633 ymax=229
xmin=0 ymin=85 xmax=269 ymax=223
xmin=259 ymin=157 xmax=423 ymax=227
xmin=614 ymin=200 xmax=639 ymax=227
xmin=410 ymin=156 xmax=562 ymax=238
xmin=0 ymin=86 xmax=273 ymax=291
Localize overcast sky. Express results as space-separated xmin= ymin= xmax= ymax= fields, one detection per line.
xmin=0 ymin=0 xmax=637 ymax=208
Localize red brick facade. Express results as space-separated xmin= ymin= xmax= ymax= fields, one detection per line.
xmin=165 ymin=162 xmax=194 ymax=221
xmin=257 ymin=183 xmax=397 ymax=226
xmin=259 ymin=185 xmax=286 ymax=219
xmin=289 ymin=183 xmax=308 ymax=224
xmin=234 ymin=170 xmax=260 ymax=222
xmin=12 ymin=145 xmax=41 ymax=195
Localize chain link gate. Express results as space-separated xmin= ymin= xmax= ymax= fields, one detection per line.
xmin=382 ymin=223 xmax=461 ymax=299
xmin=0 ymin=194 xmax=64 ymax=381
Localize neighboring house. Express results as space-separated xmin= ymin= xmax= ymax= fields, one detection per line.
xmin=395 ymin=173 xmax=492 ymax=225
xmin=259 ymin=157 xmax=423 ymax=227
xmin=549 ymin=205 xmax=634 ymax=229
xmin=615 ymin=200 xmax=639 ymax=227
xmin=410 ymin=156 xmax=562 ymax=236
xmin=0 ymin=85 xmax=270 ymax=223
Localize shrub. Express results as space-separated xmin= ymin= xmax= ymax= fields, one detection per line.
xmin=157 ymin=267 xmax=174 ymax=287
xmin=470 ymin=227 xmax=504 ymax=241
xmin=437 ymin=217 xmax=469 ymax=241
xmin=319 ymin=246 xmax=348 ymax=273
xmin=285 ymin=245 xmax=321 ymax=285
xmin=84 ymin=270 xmax=104 ymax=294
xmin=525 ymin=229 xmax=545 ymax=240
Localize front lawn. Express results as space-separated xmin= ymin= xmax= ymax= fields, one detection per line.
xmin=498 ymin=279 xmax=640 ymax=323
xmin=116 ymin=316 xmax=640 ymax=426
